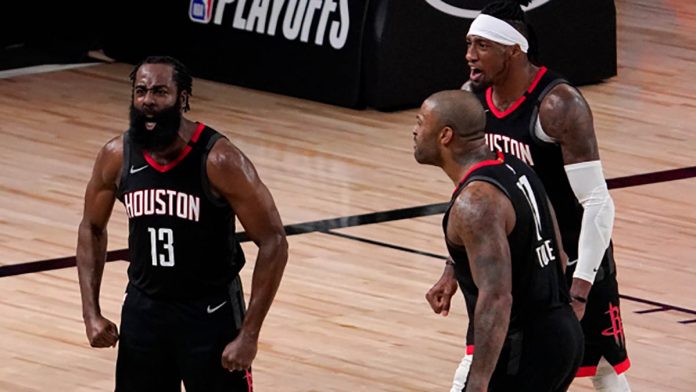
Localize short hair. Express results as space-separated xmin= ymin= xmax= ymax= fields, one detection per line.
xmin=481 ymin=0 xmax=539 ymax=64
xmin=129 ymin=56 xmax=193 ymax=112
xmin=427 ymin=90 xmax=486 ymax=140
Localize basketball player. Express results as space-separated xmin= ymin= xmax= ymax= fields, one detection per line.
xmin=76 ymin=56 xmax=288 ymax=391
xmin=427 ymin=1 xmax=631 ymax=391
xmin=416 ymin=90 xmax=583 ymax=391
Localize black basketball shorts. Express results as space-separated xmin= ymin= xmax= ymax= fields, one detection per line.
xmin=465 ymin=305 xmax=584 ymax=392
xmin=115 ymin=276 xmax=251 ymax=392
xmin=576 ymin=273 xmax=631 ymax=377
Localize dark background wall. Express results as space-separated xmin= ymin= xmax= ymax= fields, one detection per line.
xmin=100 ymin=0 xmax=369 ymax=108
xmin=364 ymin=0 xmax=616 ymax=110
xmin=1 ymin=0 xmax=616 ymax=111
xmin=0 ymin=1 xmax=100 ymax=69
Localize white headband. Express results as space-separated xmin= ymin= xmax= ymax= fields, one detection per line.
xmin=467 ymin=14 xmax=529 ymax=53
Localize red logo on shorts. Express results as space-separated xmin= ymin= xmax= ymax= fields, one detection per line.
xmin=601 ymin=302 xmax=625 ymax=348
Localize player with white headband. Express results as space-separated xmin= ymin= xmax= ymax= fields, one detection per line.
xmin=424 ymin=1 xmax=632 ymax=391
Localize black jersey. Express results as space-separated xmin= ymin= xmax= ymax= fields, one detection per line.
xmin=116 ymin=123 xmax=245 ymax=299
xmin=475 ymin=66 xmax=614 ymax=280
xmin=443 ymin=152 xmax=570 ymax=345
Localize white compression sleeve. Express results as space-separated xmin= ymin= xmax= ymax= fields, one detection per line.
xmin=564 ymin=160 xmax=615 ymax=283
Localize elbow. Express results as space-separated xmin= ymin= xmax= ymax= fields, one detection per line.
xmin=493 ymin=291 xmax=513 ymax=312
xmin=475 ymin=289 xmax=512 ymax=328
xmin=480 ymin=289 xmax=512 ymax=311
xmin=79 ymin=217 xmax=103 ymax=232
xmin=591 ymin=193 xmax=615 ymax=246
xmin=497 ymin=292 xmax=513 ymax=310
xmin=602 ymin=196 xmax=615 ymax=226
xmin=277 ymin=234 xmax=289 ymax=257
xmin=77 ymin=219 xmax=91 ymax=233
xmin=264 ymin=232 xmax=288 ymax=264
xmin=494 ymin=292 xmax=513 ymax=320
xmin=77 ymin=219 xmax=106 ymax=240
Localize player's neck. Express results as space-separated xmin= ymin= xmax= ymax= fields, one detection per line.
xmin=491 ymin=63 xmax=539 ymax=111
xmin=445 ymin=143 xmax=495 ymax=186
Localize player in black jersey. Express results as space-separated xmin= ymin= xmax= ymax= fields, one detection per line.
xmin=416 ymin=90 xmax=583 ymax=392
xmin=429 ymin=1 xmax=631 ymax=391
xmin=76 ymin=56 xmax=288 ymax=391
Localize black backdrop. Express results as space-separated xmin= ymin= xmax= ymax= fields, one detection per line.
xmin=364 ymin=0 xmax=616 ymax=110
xmin=4 ymin=0 xmax=616 ymax=110
xmin=101 ymin=0 xmax=369 ymax=108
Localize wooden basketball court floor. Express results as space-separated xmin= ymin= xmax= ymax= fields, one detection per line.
xmin=0 ymin=0 xmax=695 ymax=390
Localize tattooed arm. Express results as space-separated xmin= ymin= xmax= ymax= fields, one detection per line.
xmin=446 ymin=181 xmax=515 ymax=392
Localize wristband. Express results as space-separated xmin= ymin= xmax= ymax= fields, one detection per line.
xmin=572 ymin=295 xmax=587 ymax=304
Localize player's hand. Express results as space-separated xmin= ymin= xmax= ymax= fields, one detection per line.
xmin=84 ymin=314 xmax=119 ymax=348
xmin=425 ymin=262 xmax=458 ymax=316
xmin=221 ymin=330 xmax=258 ymax=372
xmin=571 ymin=298 xmax=587 ymax=320
xmin=570 ymin=278 xmax=592 ymax=320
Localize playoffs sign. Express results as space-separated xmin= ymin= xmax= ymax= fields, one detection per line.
xmin=189 ymin=0 xmax=350 ymax=49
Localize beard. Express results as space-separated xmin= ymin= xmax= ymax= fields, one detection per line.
xmin=468 ymin=78 xmax=490 ymax=94
xmin=413 ymin=143 xmax=441 ymax=166
xmin=129 ymin=101 xmax=182 ymax=152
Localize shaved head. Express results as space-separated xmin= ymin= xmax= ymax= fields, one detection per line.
xmin=425 ymin=90 xmax=486 ymax=140
xmin=413 ymin=90 xmax=494 ymax=182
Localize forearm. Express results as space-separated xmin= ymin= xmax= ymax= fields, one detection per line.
xmin=468 ymin=292 xmax=512 ymax=389
xmin=241 ymin=234 xmax=288 ymax=338
xmin=575 ymin=202 xmax=614 ymax=283
xmin=76 ymin=222 xmax=108 ymax=319
xmin=565 ymin=161 xmax=615 ymax=284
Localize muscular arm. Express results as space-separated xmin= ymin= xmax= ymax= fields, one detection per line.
xmin=447 ymin=181 xmax=515 ymax=392
xmin=207 ymin=139 xmax=288 ymax=342
xmin=538 ymin=84 xmax=599 ymax=164
xmin=539 ymin=85 xmax=615 ymax=303
xmin=76 ymin=136 xmax=122 ymax=346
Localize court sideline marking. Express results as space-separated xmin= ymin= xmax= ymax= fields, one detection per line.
xmin=2 ymin=165 xmax=694 ymax=322
xmin=1 ymin=165 xmax=694 ymax=278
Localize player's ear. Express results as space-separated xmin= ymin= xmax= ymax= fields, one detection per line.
xmin=440 ymin=126 xmax=454 ymax=145
xmin=509 ymin=44 xmax=524 ymax=60
xmin=179 ymin=90 xmax=190 ymax=112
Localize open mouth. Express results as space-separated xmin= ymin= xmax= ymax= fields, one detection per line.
xmin=145 ymin=122 xmax=157 ymax=130
xmin=470 ymin=67 xmax=483 ymax=82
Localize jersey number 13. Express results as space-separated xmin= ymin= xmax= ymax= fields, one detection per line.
xmin=147 ymin=227 xmax=175 ymax=267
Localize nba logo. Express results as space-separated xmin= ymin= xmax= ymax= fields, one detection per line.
xmin=189 ymin=0 xmax=213 ymax=23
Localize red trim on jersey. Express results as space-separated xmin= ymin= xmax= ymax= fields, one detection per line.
xmin=526 ymin=66 xmax=548 ymax=94
xmin=486 ymin=66 xmax=548 ymax=119
xmin=190 ymin=122 xmax=205 ymax=143
xmin=453 ymin=151 xmax=505 ymax=195
xmin=143 ymin=123 xmax=206 ymax=173
xmin=466 ymin=345 xmax=474 ymax=355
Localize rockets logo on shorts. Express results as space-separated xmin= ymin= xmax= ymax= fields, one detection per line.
xmin=190 ymin=0 xmax=214 ymax=24
xmin=601 ymin=302 xmax=626 ymax=348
